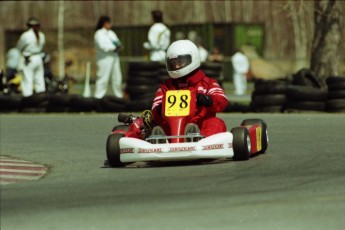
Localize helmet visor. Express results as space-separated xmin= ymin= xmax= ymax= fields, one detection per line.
xmin=166 ymin=55 xmax=192 ymax=71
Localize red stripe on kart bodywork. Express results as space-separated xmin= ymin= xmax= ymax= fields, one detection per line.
xmin=246 ymin=124 xmax=260 ymax=154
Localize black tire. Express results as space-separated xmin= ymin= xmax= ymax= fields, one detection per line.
xmin=230 ymin=127 xmax=250 ymax=161
xmin=292 ymin=68 xmax=322 ymax=88
xmin=69 ymin=97 xmax=100 ymax=112
xmin=127 ymin=70 xmax=159 ymax=78
xmin=48 ymin=94 xmax=74 ymax=106
xmin=285 ymin=100 xmax=325 ymax=111
xmin=224 ymin=102 xmax=250 ymax=113
xmin=326 ymin=99 xmax=345 ymax=112
xmin=326 ymin=76 xmax=345 ymax=85
xmin=21 ymin=92 xmax=48 ymax=107
xmin=200 ymin=62 xmax=222 ymax=71
xmin=0 ymin=95 xmax=21 ymax=112
xmin=129 ymin=92 xmax=155 ymax=101
xmin=203 ymin=69 xmax=222 ymax=79
xmin=252 ymin=105 xmax=283 ymax=113
xmin=106 ymin=133 xmax=125 ymax=167
xmin=127 ymin=77 xmax=157 ymax=85
xmin=157 ymin=74 xmax=170 ymax=83
xmin=99 ymin=96 xmax=126 ymax=112
xmin=284 ymin=108 xmax=325 ymax=113
xmin=328 ymin=90 xmax=345 ymax=100
xmin=241 ymin=119 xmax=268 ymax=154
xmin=126 ymin=98 xmax=154 ymax=111
xmin=285 ymin=85 xmax=327 ymax=102
xmin=328 ymin=82 xmax=345 ymax=91
xmin=126 ymin=85 xmax=159 ymax=95
xmin=112 ymin=125 xmax=129 ymax=132
xmin=254 ymin=80 xmax=289 ymax=95
xmin=251 ymin=94 xmax=286 ymax=107
xmin=127 ymin=61 xmax=161 ymax=71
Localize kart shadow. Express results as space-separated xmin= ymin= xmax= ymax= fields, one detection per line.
xmin=101 ymin=158 xmax=232 ymax=169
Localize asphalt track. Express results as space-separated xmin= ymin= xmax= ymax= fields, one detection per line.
xmin=1 ymin=113 xmax=345 ymax=230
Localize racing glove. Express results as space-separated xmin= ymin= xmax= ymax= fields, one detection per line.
xmin=196 ymin=93 xmax=213 ymax=107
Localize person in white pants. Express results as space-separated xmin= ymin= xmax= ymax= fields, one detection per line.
xmin=94 ymin=16 xmax=123 ymax=99
xmin=231 ymin=50 xmax=250 ymax=96
xmin=143 ymin=10 xmax=171 ymax=62
xmin=17 ymin=17 xmax=46 ymax=97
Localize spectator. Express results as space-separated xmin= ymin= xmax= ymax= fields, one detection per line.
xmin=231 ymin=49 xmax=250 ymax=96
xmin=188 ymin=31 xmax=208 ymax=62
xmin=94 ymin=16 xmax=123 ymax=99
xmin=16 ymin=17 xmax=46 ymax=97
xmin=143 ymin=10 xmax=171 ymax=62
xmin=208 ymin=47 xmax=224 ymax=62
xmin=174 ymin=31 xmax=185 ymax=41
xmin=6 ymin=47 xmax=21 ymax=81
xmin=195 ymin=36 xmax=208 ymax=62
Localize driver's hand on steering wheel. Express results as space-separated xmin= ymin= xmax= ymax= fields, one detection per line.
xmin=196 ymin=93 xmax=213 ymax=107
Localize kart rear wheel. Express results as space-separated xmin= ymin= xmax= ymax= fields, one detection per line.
xmin=106 ymin=133 xmax=125 ymax=167
xmin=241 ymin=119 xmax=268 ymax=154
xmin=231 ymin=127 xmax=251 ymax=161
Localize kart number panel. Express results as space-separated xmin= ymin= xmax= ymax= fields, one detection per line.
xmin=165 ymin=90 xmax=191 ymax=117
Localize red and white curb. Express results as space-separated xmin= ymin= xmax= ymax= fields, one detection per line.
xmin=0 ymin=156 xmax=48 ymax=185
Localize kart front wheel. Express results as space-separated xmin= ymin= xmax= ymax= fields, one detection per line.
xmin=106 ymin=133 xmax=125 ymax=167
xmin=112 ymin=125 xmax=129 ymax=132
xmin=231 ymin=127 xmax=251 ymax=161
xmin=241 ymin=119 xmax=268 ymax=154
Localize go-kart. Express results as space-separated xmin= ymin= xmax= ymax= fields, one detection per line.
xmin=106 ymin=89 xmax=268 ymax=167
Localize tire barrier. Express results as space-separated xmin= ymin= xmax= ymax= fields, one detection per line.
xmin=284 ymin=84 xmax=327 ymax=113
xmin=69 ymin=96 xmax=100 ymax=112
xmin=20 ymin=92 xmax=50 ymax=113
xmin=250 ymin=79 xmax=289 ymax=113
xmin=1 ymin=67 xmax=343 ymax=114
xmin=283 ymin=68 xmax=328 ymax=113
xmin=98 ymin=96 xmax=126 ymax=112
xmin=200 ymin=62 xmax=224 ymax=86
xmin=326 ymin=76 xmax=345 ymax=112
xmin=124 ymin=61 xmax=160 ymax=111
xmin=291 ymin=68 xmax=323 ymax=89
xmin=0 ymin=94 xmax=21 ymax=113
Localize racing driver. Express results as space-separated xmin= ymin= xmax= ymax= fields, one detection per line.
xmin=151 ymin=39 xmax=229 ymax=137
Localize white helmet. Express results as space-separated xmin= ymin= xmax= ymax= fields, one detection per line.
xmin=166 ymin=40 xmax=201 ymax=79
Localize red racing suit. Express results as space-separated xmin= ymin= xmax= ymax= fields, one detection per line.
xmin=152 ymin=69 xmax=229 ymax=137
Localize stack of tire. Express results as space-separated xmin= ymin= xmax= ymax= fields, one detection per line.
xmin=47 ymin=94 xmax=78 ymax=112
xmin=68 ymin=96 xmax=100 ymax=112
xmin=200 ymin=62 xmax=224 ymax=86
xmin=97 ymin=96 xmax=126 ymax=112
xmin=284 ymin=68 xmax=327 ymax=113
xmin=0 ymin=94 xmax=21 ymax=113
xmin=157 ymin=63 xmax=170 ymax=84
xmin=250 ymin=79 xmax=290 ymax=113
xmin=20 ymin=92 xmax=50 ymax=113
xmin=125 ymin=61 xmax=161 ymax=111
xmin=326 ymin=76 xmax=345 ymax=113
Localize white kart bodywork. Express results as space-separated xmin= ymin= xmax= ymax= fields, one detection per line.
xmin=119 ymin=132 xmax=234 ymax=163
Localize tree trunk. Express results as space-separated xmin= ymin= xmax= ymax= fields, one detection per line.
xmin=310 ymin=0 xmax=341 ymax=88
xmin=58 ymin=0 xmax=65 ymax=79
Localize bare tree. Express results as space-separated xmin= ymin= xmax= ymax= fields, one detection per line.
xmin=285 ymin=1 xmax=313 ymax=70
xmin=310 ymin=0 xmax=341 ymax=88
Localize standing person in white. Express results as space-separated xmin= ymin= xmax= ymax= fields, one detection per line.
xmin=94 ymin=16 xmax=123 ymax=99
xmin=143 ymin=10 xmax=170 ymax=62
xmin=17 ymin=17 xmax=46 ymax=97
xmin=231 ymin=49 xmax=250 ymax=96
